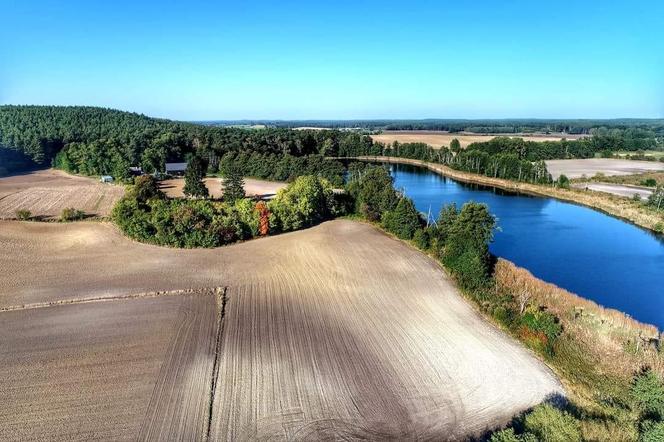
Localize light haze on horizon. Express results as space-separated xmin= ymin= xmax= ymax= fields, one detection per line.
xmin=2 ymin=0 xmax=663 ymax=121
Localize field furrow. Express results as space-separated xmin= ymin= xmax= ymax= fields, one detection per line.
xmin=0 ymin=293 xmax=217 ymax=441
xmin=0 ymin=219 xmax=562 ymax=440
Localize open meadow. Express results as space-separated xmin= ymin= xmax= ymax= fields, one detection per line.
xmin=371 ymin=131 xmax=584 ymax=149
xmin=0 ymin=169 xmax=124 ymax=219
xmin=0 ymin=219 xmax=562 ymax=440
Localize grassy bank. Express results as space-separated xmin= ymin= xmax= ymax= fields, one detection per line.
xmin=492 ymin=259 xmax=662 ymax=440
xmin=350 ymin=156 xmax=664 ymax=233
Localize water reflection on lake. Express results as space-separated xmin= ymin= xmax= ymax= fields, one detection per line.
xmin=388 ymin=163 xmax=664 ymax=330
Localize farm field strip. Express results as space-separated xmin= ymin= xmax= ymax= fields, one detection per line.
xmin=371 ymin=131 xmax=581 ymax=149
xmin=545 ymin=158 xmax=664 ymax=179
xmin=0 ymin=169 xmax=124 ymax=219
xmin=0 ymin=292 xmax=219 ymax=441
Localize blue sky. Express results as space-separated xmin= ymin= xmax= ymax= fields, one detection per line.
xmin=2 ymin=0 xmax=663 ymax=120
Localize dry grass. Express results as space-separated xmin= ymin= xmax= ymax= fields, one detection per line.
xmin=371 ymin=131 xmax=581 ymax=149
xmin=159 ymin=177 xmax=286 ymax=199
xmin=492 ymin=260 xmax=663 ymax=441
xmin=0 ymin=219 xmax=562 ymax=439
xmin=494 ymin=259 xmax=662 ymax=379
xmin=584 ymin=171 xmax=664 ymax=187
xmin=0 ymin=291 xmax=219 ymax=441
xmin=354 ymin=156 xmax=664 ymax=233
xmin=0 ymin=169 xmax=124 ymax=219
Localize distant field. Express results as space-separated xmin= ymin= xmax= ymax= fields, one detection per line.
xmin=0 ymin=169 xmax=124 ymax=219
xmin=0 ymin=219 xmax=562 ymax=439
xmin=160 ymin=177 xmax=286 ymax=199
xmin=545 ymin=158 xmax=664 ymax=179
xmin=371 ymin=131 xmax=585 ymax=148
xmin=0 ymin=293 xmax=218 ymax=441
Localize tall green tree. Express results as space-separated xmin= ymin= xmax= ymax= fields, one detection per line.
xmin=382 ymin=197 xmax=422 ymax=239
xmin=222 ymin=164 xmax=246 ymax=203
xmin=443 ymin=202 xmax=496 ymax=289
xmin=450 ymin=138 xmax=461 ymax=153
xmin=183 ymin=156 xmax=209 ymax=198
xmin=269 ymin=176 xmax=333 ymax=232
xmin=131 ymin=175 xmax=165 ymax=204
xmin=354 ymin=166 xmax=398 ymax=221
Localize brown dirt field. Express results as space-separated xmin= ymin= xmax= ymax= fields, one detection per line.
xmin=0 ymin=292 xmax=218 ymax=441
xmin=159 ymin=177 xmax=287 ymax=199
xmin=545 ymin=158 xmax=664 ymax=179
xmin=0 ymin=169 xmax=124 ymax=219
xmin=371 ymin=131 xmax=581 ymax=149
xmin=0 ymin=219 xmax=562 ymax=439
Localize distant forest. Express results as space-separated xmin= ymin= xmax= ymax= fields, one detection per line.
xmin=205 ymin=118 xmax=664 ymax=135
xmin=0 ymin=106 xmax=369 ymax=183
xmin=1 ymin=106 xmax=662 ymax=181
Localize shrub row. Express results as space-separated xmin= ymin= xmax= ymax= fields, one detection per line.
xmin=112 ymin=175 xmax=347 ymax=248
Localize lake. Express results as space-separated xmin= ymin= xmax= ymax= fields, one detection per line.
xmin=387 ymin=163 xmax=664 ymax=330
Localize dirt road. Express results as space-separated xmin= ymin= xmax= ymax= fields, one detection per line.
xmin=0 ymin=219 xmax=562 ymax=439
xmin=573 ymin=182 xmax=654 ymax=199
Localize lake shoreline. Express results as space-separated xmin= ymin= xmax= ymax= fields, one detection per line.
xmin=338 ymin=156 xmax=664 ymax=234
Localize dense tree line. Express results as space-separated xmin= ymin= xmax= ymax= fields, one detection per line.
xmin=0 ymin=105 xmax=374 ymax=182
xmin=217 ymin=151 xmax=347 ymax=186
xmin=357 ymin=141 xmax=554 ymax=184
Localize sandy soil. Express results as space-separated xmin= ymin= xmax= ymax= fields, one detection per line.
xmin=371 ymin=131 xmax=581 ymax=149
xmin=0 ymin=169 xmax=124 ymax=219
xmin=159 ymin=177 xmax=286 ymax=199
xmin=545 ymin=158 xmax=664 ymax=179
xmin=0 ymin=219 xmax=562 ymax=439
xmin=0 ymin=292 xmax=218 ymax=441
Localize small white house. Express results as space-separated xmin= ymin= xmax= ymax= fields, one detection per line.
xmin=100 ymin=175 xmax=114 ymax=183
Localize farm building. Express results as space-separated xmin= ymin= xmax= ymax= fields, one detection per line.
xmin=165 ymin=162 xmax=187 ymax=176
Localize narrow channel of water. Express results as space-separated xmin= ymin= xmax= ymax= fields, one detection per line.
xmin=386 ymin=163 xmax=664 ymax=330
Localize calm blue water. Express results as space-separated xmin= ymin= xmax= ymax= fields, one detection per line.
xmin=388 ymin=164 xmax=664 ymax=330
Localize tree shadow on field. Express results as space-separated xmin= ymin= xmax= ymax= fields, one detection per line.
xmin=471 ymin=393 xmax=576 ymax=441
